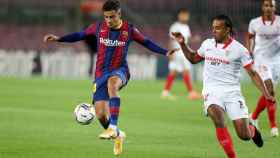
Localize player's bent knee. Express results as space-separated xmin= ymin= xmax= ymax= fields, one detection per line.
xmin=108 ymin=83 xmax=119 ymax=92
xmin=107 ymin=83 xmax=119 ymax=97
xmin=169 ymin=70 xmax=177 ymax=76
xmin=107 ymin=77 xmax=122 ymax=97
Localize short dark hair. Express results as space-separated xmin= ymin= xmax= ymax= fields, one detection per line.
xmin=177 ymin=8 xmax=189 ymax=15
xmin=212 ymin=14 xmax=234 ymax=35
xmin=263 ymin=0 xmax=275 ymax=3
xmin=102 ymin=0 xmax=121 ymax=11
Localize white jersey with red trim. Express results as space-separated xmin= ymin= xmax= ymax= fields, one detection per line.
xmin=248 ymin=16 xmax=280 ymax=62
xmin=169 ymin=22 xmax=192 ymax=59
xmin=168 ymin=22 xmax=192 ymax=71
xmin=197 ymin=38 xmax=253 ymax=93
xmin=169 ymin=22 xmax=191 ymax=49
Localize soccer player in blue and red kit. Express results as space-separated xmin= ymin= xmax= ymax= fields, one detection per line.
xmin=44 ymin=0 xmax=175 ymax=156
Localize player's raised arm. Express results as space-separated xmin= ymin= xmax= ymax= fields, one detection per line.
xmin=44 ymin=31 xmax=87 ymax=43
xmin=131 ymin=27 xmax=176 ymax=56
xmin=44 ymin=23 xmax=98 ymax=43
xmin=172 ymin=32 xmax=204 ymax=64
xmin=246 ymin=33 xmax=255 ymax=54
xmin=246 ymin=20 xmax=256 ymax=56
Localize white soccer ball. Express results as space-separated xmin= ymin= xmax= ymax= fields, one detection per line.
xmin=74 ymin=103 xmax=95 ymax=125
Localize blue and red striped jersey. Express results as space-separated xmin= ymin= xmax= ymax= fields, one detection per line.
xmin=58 ymin=20 xmax=168 ymax=79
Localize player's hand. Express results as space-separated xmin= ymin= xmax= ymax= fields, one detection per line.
xmin=166 ymin=48 xmax=179 ymax=57
xmin=43 ymin=34 xmax=59 ymax=43
xmin=171 ymin=32 xmax=185 ymax=44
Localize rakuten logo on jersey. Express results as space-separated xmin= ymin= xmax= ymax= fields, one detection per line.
xmin=99 ymin=38 xmax=126 ymax=47
xmin=205 ymin=56 xmax=230 ymax=65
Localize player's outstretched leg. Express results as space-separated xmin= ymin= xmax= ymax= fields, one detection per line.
xmin=208 ymin=105 xmax=237 ymax=158
xmin=99 ymin=97 xmax=121 ymax=139
xmin=98 ymin=76 xmax=126 ymax=156
xmin=99 ymin=76 xmax=123 ymax=139
xmin=95 ymin=101 xmax=110 ymax=129
xmin=233 ymin=118 xmax=263 ymax=147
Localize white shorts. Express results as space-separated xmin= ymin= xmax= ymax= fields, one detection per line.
xmin=168 ymin=50 xmax=191 ymax=72
xmin=254 ymin=62 xmax=280 ymax=84
xmin=202 ymin=90 xmax=248 ymax=120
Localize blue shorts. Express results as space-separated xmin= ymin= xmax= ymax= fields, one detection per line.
xmin=92 ymin=68 xmax=130 ymax=102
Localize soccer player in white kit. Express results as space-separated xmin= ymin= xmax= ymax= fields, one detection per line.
xmin=161 ymin=8 xmax=201 ymax=100
xmin=247 ymin=0 xmax=279 ymax=137
xmin=173 ymin=15 xmax=275 ymax=158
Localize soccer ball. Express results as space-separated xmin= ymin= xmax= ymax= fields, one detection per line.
xmin=74 ymin=103 xmax=95 ymax=125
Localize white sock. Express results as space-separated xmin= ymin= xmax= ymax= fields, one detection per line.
xmin=109 ymin=124 xmax=117 ymax=130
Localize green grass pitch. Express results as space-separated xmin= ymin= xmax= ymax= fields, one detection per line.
xmin=0 ymin=77 xmax=279 ymax=158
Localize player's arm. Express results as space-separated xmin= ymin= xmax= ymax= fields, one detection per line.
xmin=246 ymin=33 xmax=255 ymax=59
xmin=44 ymin=31 xmax=87 ymax=43
xmin=172 ymin=32 xmax=204 ymax=64
xmin=246 ymin=20 xmax=256 ymax=57
xmin=245 ymin=64 xmax=275 ymax=101
xmin=132 ymin=27 xmax=176 ymax=56
xmin=44 ymin=23 xmax=97 ymax=43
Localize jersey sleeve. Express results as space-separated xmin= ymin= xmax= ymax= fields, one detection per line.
xmin=131 ymin=26 xmax=146 ymax=43
xmin=57 ymin=31 xmax=86 ymax=43
xmin=132 ymin=26 xmax=168 ymax=55
xmin=57 ymin=22 xmax=98 ymax=43
xmin=85 ymin=22 xmax=98 ymax=36
xmin=248 ymin=20 xmax=256 ymax=35
xmin=197 ymin=39 xmax=208 ymax=57
xmin=240 ymin=46 xmax=254 ymax=68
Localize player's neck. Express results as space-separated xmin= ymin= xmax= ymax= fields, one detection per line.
xmin=217 ymin=35 xmax=231 ymax=44
xmin=112 ymin=20 xmax=123 ymax=29
xmin=178 ymin=20 xmax=188 ymax=25
xmin=262 ymin=14 xmax=275 ymax=21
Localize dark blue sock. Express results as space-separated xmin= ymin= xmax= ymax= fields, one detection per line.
xmin=109 ymin=97 xmax=121 ymax=126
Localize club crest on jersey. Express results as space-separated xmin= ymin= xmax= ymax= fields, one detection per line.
xmin=122 ymin=31 xmax=128 ymax=37
xmin=99 ymin=38 xmax=126 ymax=47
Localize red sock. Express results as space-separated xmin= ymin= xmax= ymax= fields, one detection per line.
xmin=216 ymin=128 xmax=237 ymax=158
xmin=266 ymin=100 xmax=277 ymax=128
xmin=164 ymin=73 xmax=175 ymax=91
xmin=183 ymin=72 xmax=193 ymax=92
xmin=251 ymin=96 xmax=267 ymax=120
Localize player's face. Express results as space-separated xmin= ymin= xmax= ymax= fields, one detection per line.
xmin=262 ymin=0 xmax=276 ymax=16
xmin=212 ymin=20 xmax=230 ymax=42
xmin=103 ymin=10 xmax=121 ymax=28
xmin=178 ymin=12 xmax=190 ymax=24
